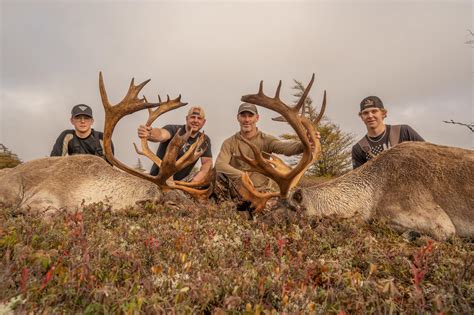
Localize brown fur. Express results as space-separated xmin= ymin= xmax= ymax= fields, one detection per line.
xmin=289 ymin=142 xmax=474 ymax=240
xmin=0 ymin=155 xmax=163 ymax=214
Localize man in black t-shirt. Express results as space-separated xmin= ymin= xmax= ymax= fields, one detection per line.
xmin=137 ymin=106 xmax=212 ymax=181
xmin=352 ymin=96 xmax=424 ymax=169
xmin=50 ymin=104 xmax=113 ymax=158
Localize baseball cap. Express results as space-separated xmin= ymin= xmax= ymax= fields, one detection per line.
xmin=238 ymin=103 xmax=258 ymax=115
xmin=187 ymin=106 xmax=205 ymax=119
xmin=71 ymin=104 xmax=93 ymax=118
xmin=360 ymin=96 xmax=384 ymax=112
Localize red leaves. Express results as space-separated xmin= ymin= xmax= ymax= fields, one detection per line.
xmin=20 ymin=267 xmax=29 ymax=293
xmin=264 ymin=243 xmax=271 ymax=257
xmin=277 ymin=238 xmax=286 ymax=257
xmin=263 ymin=237 xmax=286 ymax=258
xmin=410 ymin=240 xmax=435 ymax=309
xmin=144 ymin=236 xmax=160 ymax=250
xmin=411 ymin=240 xmax=434 ymax=289
xmin=41 ymin=265 xmax=56 ymax=290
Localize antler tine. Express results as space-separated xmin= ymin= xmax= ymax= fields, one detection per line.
xmin=238 ymin=74 xmax=324 ymax=199
xmin=274 ymin=80 xmax=282 ymax=100
xmin=313 ymin=90 xmax=326 ymax=124
xmin=237 ymin=139 xmax=281 ymax=177
xmin=258 ymin=80 xmax=264 ymax=95
xmin=171 ymin=168 xmax=215 ymax=201
xmin=145 ymin=94 xmax=186 ymax=126
xmin=174 ymin=166 xmax=213 ymax=188
xmin=99 ymin=72 xmax=111 ymax=109
xmin=175 ymin=132 xmax=208 ymax=171
xmin=135 ymin=138 xmax=163 ymax=168
xmin=100 ymin=72 xmax=160 ymax=182
xmin=153 ymin=128 xmax=193 ymax=185
xmin=294 ymin=73 xmax=315 ymax=113
xmin=238 ymin=172 xmax=279 ymax=213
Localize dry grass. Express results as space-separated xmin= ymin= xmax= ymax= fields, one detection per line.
xmin=0 ymin=200 xmax=472 ymax=313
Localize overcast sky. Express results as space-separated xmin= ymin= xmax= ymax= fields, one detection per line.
xmin=1 ymin=0 xmax=472 ymax=170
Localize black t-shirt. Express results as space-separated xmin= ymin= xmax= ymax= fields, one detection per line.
xmin=50 ymin=129 xmax=111 ymax=157
xmin=352 ymin=124 xmax=424 ymax=169
xmin=150 ymin=125 xmax=212 ymax=180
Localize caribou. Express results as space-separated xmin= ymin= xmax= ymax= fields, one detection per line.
xmin=236 ymin=75 xmax=474 ymax=241
xmin=0 ymin=73 xmax=213 ymax=213
xmin=0 ymin=73 xmax=472 ymax=241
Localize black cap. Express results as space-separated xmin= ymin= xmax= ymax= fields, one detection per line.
xmin=71 ymin=104 xmax=93 ymax=118
xmin=360 ymin=96 xmax=384 ymax=112
xmin=238 ymin=103 xmax=258 ymax=115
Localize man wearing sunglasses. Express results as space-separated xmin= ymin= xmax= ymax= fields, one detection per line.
xmin=50 ymin=104 xmax=112 ymax=157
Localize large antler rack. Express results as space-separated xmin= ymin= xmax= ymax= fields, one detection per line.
xmin=237 ymin=73 xmax=326 ymax=211
xmin=99 ymin=72 xmax=213 ymax=200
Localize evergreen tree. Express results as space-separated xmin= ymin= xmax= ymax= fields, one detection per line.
xmin=134 ymin=158 xmax=146 ymax=173
xmin=0 ymin=144 xmax=22 ymax=169
xmin=277 ymin=80 xmax=354 ymax=177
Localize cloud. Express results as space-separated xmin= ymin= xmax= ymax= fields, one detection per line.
xmin=1 ymin=0 xmax=472 ymax=166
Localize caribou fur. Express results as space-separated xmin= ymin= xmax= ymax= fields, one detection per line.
xmin=285 ymin=142 xmax=474 ymax=240
xmin=0 ymin=155 xmax=162 ymax=214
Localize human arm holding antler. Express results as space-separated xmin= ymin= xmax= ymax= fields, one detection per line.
xmin=99 ymin=72 xmax=213 ymax=199
xmin=266 ymin=135 xmax=305 ymax=156
xmin=137 ymin=125 xmax=171 ymax=143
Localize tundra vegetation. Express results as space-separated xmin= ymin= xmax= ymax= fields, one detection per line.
xmin=0 ymin=201 xmax=472 ymax=313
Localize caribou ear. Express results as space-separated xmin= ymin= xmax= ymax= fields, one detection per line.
xmin=292 ymin=189 xmax=304 ymax=204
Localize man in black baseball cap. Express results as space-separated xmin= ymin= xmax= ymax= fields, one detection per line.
xmin=71 ymin=104 xmax=93 ymax=118
xmin=352 ymin=95 xmax=424 ymax=169
xmin=51 ymin=104 xmax=112 ymax=157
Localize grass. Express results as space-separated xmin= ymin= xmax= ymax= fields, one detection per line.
xmin=0 ymin=200 xmax=472 ymax=313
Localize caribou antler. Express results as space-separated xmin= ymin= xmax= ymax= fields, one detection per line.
xmin=99 ymin=72 xmax=213 ymax=199
xmin=237 ymin=73 xmax=326 ymax=211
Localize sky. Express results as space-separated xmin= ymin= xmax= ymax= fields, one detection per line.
xmin=1 ymin=0 xmax=472 ymax=170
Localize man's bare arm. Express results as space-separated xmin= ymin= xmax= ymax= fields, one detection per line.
xmin=191 ymin=157 xmax=213 ymax=182
xmin=137 ymin=125 xmax=171 ymax=142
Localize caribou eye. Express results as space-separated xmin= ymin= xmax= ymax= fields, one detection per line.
xmin=292 ymin=189 xmax=303 ymax=204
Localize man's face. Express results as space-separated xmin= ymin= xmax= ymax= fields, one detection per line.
xmin=70 ymin=115 xmax=93 ymax=133
xmin=186 ymin=114 xmax=206 ymax=133
xmin=359 ymin=108 xmax=386 ymax=130
xmin=237 ymin=111 xmax=259 ymax=133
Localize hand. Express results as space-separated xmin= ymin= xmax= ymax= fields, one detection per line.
xmin=137 ymin=125 xmax=152 ymax=139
